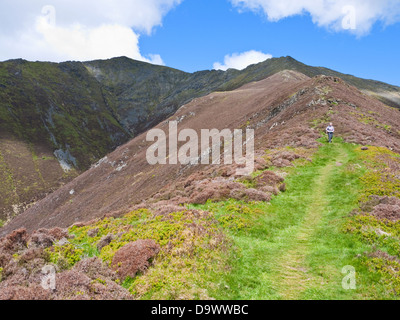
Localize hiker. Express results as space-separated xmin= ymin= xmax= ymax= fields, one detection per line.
xmin=326 ymin=123 xmax=335 ymax=143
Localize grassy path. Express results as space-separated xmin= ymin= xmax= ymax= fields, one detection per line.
xmin=202 ymin=141 xmax=373 ymax=300
xmin=270 ymin=144 xmax=348 ymax=299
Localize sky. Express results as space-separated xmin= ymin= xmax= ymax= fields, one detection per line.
xmin=0 ymin=0 xmax=399 ymax=86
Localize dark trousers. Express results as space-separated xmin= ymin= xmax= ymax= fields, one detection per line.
xmin=328 ymin=132 xmax=334 ymax=143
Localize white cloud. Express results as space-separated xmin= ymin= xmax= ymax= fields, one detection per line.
xmin=230 ymin=0 xmax=400 ymax=36
xmin=34 ymin=18 xmax=164 ymax=64
xmin=0 ymin=0 xmax=182 ymax=63
xmin=213 ymin=50 xmax=273 ymax=71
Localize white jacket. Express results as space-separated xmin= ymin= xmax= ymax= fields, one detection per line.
xmin=326 ymin=126 xmax=335 ymax=133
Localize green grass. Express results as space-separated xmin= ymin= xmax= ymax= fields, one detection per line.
xmin=0 ymin=149 xmax=19 ymax=208
xmin=62 ymin=209 xmax=228 ymax=300
xmin=20 ymin=138 xmax=400 ymax=300
xmin=192 ymin=140 xmax=398 ymax=300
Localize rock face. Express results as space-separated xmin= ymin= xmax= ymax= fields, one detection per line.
xmin=111 ymin=240 xmax=160 ymax=280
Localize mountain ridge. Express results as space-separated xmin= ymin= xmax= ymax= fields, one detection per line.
xmin=3 ymin=69 xmax=400 ymax=235
xmin=2 ymin=66 xmax=400 ymax=300
xmin=0 ymin=55 xmax=399 ymax=223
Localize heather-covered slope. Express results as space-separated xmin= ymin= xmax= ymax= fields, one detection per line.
xmin=1 ymin=56 xmax=399 ymax=223
xmin=219 ymin=56 xmax=400 ymax=109
xmin=0 ymin=70 xmax=307 ymax=233
xmin=0 ymin=57 xmax=237 ymax=222
xmin=2 ymin=56 xmax=398 ymax=173
xmin=0 ymin=59 xmax=130 ymax=222
xmin=0 ymin=134 xmax=78 ymax=225
xmin=2 ymin=69 xmax=400 ymax=300
xmin=3 ymin=70 xmax=400 ymax=235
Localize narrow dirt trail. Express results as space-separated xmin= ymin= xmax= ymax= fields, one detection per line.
xmin=272 ymin=143 xmax=349 ymax=299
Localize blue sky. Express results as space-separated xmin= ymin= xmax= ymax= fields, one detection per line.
xmin=0 ymin=0 xmax=399 ymax=86
xmin=140 ymin=0 xmax=400 ymax=86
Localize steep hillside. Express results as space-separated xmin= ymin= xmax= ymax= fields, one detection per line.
xmin=0 ymin=60 xmax=130 ymax=222
xmin=0 ymin=134 xmax=78 ymax=225
xmin=0 ymin=57 xmax=250 ymax=222
xmin=0 ymin=58 xmax=238 ymax=221
xmin=2 ymin=69 xmax=400 ymax=300
xmin=0 ymin=59 xmax=131 ymax=169
xmin=219 ymin=56 xmax=400 ymax=109
xmin=1 ymin=55 xmax=399 ymax=225
xmin=83 ymin=57 xmax=239 ymax=135
xmin=3 ymin=69 xmax=400 ymax=235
